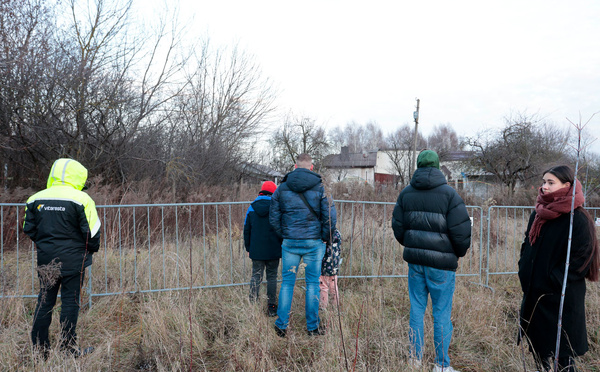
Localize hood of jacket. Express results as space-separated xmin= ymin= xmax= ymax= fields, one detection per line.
xmin=46 ymin=158 xmax=88 ymax=191
xmin=251 ymin=195 xmax=271 ymax=217
xmin=410 ymin=167 xmax=447 ymax=190
xmin=283 ymin=168 xmax=322 ymax=193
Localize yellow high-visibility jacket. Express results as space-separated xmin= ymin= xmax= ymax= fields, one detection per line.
xmin=23 ymin=159 xmax=101 ymax=275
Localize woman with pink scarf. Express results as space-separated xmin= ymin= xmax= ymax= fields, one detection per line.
xmin=518 ymin=165 xmax=599 ymax=372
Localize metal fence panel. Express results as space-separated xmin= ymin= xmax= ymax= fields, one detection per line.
xmin=485 ymin=206 xmax=533 ymax=286
xmin=335 ymin=201 xmax=483 ymax=280
xmin=0 ymin=204 xmax=37 ymax=298
xmin=90 ymin=202 xmax=252 ymax=300
xmin=0 ymin=200 xmax=495 ymax=301
xmin=485 ymin=206 xmax=600 ymax=286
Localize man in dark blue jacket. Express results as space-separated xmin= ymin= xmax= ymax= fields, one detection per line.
xmin=392 ymin=150 xmax=471 ymax=372
xmin=244 ymin=181 xmax=282 ymax=317
xmin=269 ymin=153 xmax=336 ymax=336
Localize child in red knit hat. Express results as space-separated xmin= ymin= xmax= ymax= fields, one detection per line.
xmin=243 ymin=181 xmax=282 ymax=316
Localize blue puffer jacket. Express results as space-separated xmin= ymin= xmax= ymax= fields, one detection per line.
xmin=391 ymin=167 xmax=471 ymax=271
xmin=269 ymin=168 xmax=336 ymax=241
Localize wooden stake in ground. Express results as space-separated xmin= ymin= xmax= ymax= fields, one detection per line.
xmin=554 ymin=113 xmax=597 ymax=371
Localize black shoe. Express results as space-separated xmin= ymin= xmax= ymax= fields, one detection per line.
xmin=306 ymin=325 xmax=326 ymax=336
xmin=33 ymin=345 xmax=50 ymax=360
xmin=66 ymin=346 xmax=95 ymax=358
xmin=267 ymin=304 xmax=278 ymax=317
xmin=274 ymin=324 xmax=287 ymax=338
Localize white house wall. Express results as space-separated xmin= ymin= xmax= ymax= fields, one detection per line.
xmin=325 ymin=167 xmax=374 ymax=184
xmin=375 ymin=150 xmax=412 ymax=178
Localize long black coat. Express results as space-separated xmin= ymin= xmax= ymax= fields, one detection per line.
xmin=518 ymin=208 xmax=593 ymax=357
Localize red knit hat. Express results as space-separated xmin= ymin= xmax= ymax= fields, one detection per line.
xmin=260 ymin=181 xmax=277 ymax=194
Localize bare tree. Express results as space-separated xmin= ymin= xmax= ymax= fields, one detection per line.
xmin=164 ymin=43 xmax=276 ymax=189
xmin=465 ymin=113 xmax=569 ymax=195
xmin=427 ymin=123 xmax=462 ymax=161
xmin=329 ymin=121 xmax=386 ymax=153
xmin=0 ymin=0 xmax=55 ymax=186
xmin=270 ymin=113 xmax=329 ymax=173
xmin=52 ymin=0 xmax=189 ymax=182
xmin=0 ymin=0 xmax=191 ymax=187
xmin=568 ymin=128 xmax=600 ymax=204
xmin=383 ymin=124 xmax=427 ymax=186
xmin=578 ymin=153 xmax=600 ymax=207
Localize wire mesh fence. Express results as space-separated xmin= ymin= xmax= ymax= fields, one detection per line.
xmin=3 ymin=201 xmax=591 ymax=303
xmin=484 ymin=205 xmax=600 ymax=286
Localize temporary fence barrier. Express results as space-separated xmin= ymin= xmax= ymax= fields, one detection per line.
xmin=334 ymin=201 xmax=484 ymax=282
xmin=485 ymin=205 xmax=600 ymax=286
xmin=1 ymin=201 xmax=594 ymax=304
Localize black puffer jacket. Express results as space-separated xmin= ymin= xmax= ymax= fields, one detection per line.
xmin=244 ymin=195 xmax=282 ymax=260
xmin=392 ymin=167 xmax=471 ymax=271
xmin=269 ymin=168 xmax=336 ymax=241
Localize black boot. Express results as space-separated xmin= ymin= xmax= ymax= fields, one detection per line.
xmin=267 ymin=304 xmax=278 ymax=317
xmin=307 ymin=323 xmax=327 ymax=336
xmin=273 ymin=324 xmax=287 ymax=337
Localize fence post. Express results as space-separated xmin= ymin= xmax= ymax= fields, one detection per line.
xmin=88 ymin=266 xmax=93 ymax=309
xmin=485 ymin=206 xmax=492 ymax=287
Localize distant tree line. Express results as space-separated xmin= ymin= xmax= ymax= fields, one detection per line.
xmin=270 ymin=113 xmax=600 ymax=200
xmin=1 ymin=0 xmax=597 ymax=200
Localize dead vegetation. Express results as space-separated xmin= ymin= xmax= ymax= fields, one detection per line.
xmin=0 ymin=275 xmax=598 ymax=371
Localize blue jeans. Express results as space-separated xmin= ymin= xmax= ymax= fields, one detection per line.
xmin=275 ymin=239 xmax=325 ymax=331
xmin=408 ymin=263 xmax=455 ymax=367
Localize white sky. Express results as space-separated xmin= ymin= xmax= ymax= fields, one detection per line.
xmin=147 ymin=0 xmax=600 ymax=151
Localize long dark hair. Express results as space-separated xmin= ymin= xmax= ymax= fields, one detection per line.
xmin=544 ymin=165 xmax=600 ymax=281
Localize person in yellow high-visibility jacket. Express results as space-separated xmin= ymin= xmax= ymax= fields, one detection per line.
xmin=23 ymin=158 xmax=101 ymax=358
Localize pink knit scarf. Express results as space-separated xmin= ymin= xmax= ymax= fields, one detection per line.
xmin=528 ymin=180 xmax=584 ymax=245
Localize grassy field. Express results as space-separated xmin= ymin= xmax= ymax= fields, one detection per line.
xmin=0 ymin=188 xmax=598 ymax=371
xmin=1 ymin=274 xmax=599 ymax=371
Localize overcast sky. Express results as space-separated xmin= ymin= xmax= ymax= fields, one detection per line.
xmin=152 ymin=0 xmax=600 ymax=152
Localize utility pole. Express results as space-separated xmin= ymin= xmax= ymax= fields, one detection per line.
xmin=412 ymin=98 xmax=420 ymax=177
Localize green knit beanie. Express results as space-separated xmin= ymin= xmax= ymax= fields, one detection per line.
xmin=416 ymin=150 xmax=440 ymax=169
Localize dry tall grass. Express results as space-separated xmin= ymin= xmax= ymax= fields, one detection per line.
xmin=1 ymin=201 xmax=484 ymax=299
xmin=1 ymin=275 xmax=599 ymax=371
xmin=2 ymin=183 xmax=599 ymax=371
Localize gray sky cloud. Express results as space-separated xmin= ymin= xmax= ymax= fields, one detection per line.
xmin=149 ymin=0 xmax=600 ymax=151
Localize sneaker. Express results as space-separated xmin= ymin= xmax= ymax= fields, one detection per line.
xmin=408 ymin=357 xmax=422 ymax=368
xmin=267 ymin=304 xmax=278 ymax=317
xmin=432 ymin=365 xmax=460 ymax=372
xmin=274 ymin=324 xmax=287 ymax=338
xmin=306 ymin=324 xmax=327 ymax=336
xmin=306 ymin=328 xmax=326 ymax=336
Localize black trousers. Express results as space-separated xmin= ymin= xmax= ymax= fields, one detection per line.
xmin=31 ymin=271 xmax=85 ymax=350
xmin=249 ymin=259 xmax=279 ymax=305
